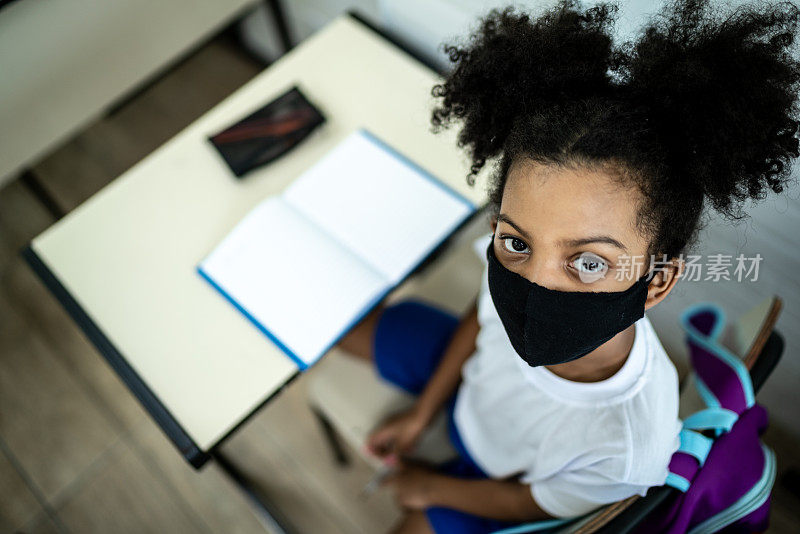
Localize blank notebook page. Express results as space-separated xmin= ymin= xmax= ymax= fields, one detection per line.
xmin=282 ymin=130 xmax=475 ymax=283
xmin=198 ymin=196 xmax=387 ymax=366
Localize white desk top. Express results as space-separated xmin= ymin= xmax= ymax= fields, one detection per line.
xmin=30 ymin=14 xmax=487 ymax=453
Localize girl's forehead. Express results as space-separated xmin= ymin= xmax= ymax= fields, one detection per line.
xmin=501 ymin=160 xmax=648 ymax=250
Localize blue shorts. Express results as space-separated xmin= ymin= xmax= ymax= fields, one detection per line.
xmin=372 ymin=298 xmax=524 ymax=534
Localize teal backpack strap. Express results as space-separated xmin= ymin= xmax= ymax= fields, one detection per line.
xmin=676 ymin=429 xmax=713 ymax=467
xmin=680 ymin=303 xmax=755 ymax=412
xmin=691 ymin=372 xmax=722 ymax=409
xmin=683 ymin=407 xmax=738 ymax=434
xmin=665 ymin=472 xmax=691 ymax=492
xmin=664 ymin=424 xmax=718 ymax=493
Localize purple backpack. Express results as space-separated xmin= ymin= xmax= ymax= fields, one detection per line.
xmin=637 ymin=303 xmax=777 ymax=534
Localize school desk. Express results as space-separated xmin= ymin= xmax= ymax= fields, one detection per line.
xmin=22 ymin=11 xmax=488 ymax=533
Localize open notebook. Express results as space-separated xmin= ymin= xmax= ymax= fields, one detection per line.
xmin=197 ymin=129 xmax=477 ymax=369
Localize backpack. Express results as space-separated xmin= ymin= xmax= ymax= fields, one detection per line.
xmin=636 ymin=303 xmax=777 ymax=533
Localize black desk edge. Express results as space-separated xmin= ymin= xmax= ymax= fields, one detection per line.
xmin=21 ymin=244 xmax=210 ymax=468
xmin=19 ymin=10 xmax=472 ymax=469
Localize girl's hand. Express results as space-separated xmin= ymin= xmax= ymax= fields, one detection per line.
xmin=381 ymin=460 xmax=440 ymax=510
xmin=365 ymin=405 xmax=429 ymax=459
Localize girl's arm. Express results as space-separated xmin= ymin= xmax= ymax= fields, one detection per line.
xmin=428 ymin=474 xmax=551 ymax=522
xmin=413 ymin=297 xmax=479 ymax=423
xmin=386 ymin=463 xmax=552 ymax=522
xmin=367 ymin=298 xmax=479 ymax=457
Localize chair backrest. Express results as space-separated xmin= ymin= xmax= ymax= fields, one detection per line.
xmin=724 ymin=296 xmax=783 ymax=370
xmin=587 ymin=296 xmax=784 ymax=534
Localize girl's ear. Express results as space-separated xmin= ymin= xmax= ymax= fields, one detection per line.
xmin=644 ymin=259 xmax=683 ymax=311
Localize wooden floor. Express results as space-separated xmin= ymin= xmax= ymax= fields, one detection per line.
xmin=1 ymin=31 xmax=798 ymax=534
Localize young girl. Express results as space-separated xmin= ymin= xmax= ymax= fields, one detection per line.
xmin=336 ymin=0 xmax=800 ymax=532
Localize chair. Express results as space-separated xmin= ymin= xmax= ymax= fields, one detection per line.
xmin=305 ymin=220 xmax=785 ymax=532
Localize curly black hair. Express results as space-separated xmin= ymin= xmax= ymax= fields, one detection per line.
xmin=430 ymin=0 xmax=800 ymax=258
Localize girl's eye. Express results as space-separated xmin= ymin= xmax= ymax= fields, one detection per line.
xmin=501 ymin=237 xmax=530 ymax=254
xmin=571 ymin=253 xmax=609 ymax=281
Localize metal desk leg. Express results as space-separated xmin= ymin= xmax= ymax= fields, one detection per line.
xmin=213 ymin=451 xmax=296 ymax=534
xmin=265 ymin=0 xmax=293 ymax=54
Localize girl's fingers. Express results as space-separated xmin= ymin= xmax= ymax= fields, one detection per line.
xmin=365 ymin=441 xmax=384 ymax=457
xmin=366 ymin=430 xmax=395 ymax=457
xmin=396 ymin=434 xmax=417 ymax=454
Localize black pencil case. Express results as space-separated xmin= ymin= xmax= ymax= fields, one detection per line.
xmin=208 ymin=86 xmax=326 ymax=178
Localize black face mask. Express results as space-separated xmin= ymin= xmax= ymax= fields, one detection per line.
xmin=486 ymin=236 xmax=652 ymax=367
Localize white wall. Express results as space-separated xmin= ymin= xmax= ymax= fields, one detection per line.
xmin=0 ymin=0 xmax=257 ymax=189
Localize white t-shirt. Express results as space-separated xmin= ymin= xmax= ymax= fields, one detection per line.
xmin=453 ymin=232 xmax=682 ymax=518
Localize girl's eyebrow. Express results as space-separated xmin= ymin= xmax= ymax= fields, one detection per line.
xmin=498 ymin=213 xmax=628 ymax=252
xmin=497 ymin=214 xmax=532 ymax=241
xmin=561 ymin=236 xmax=628 ymax=252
